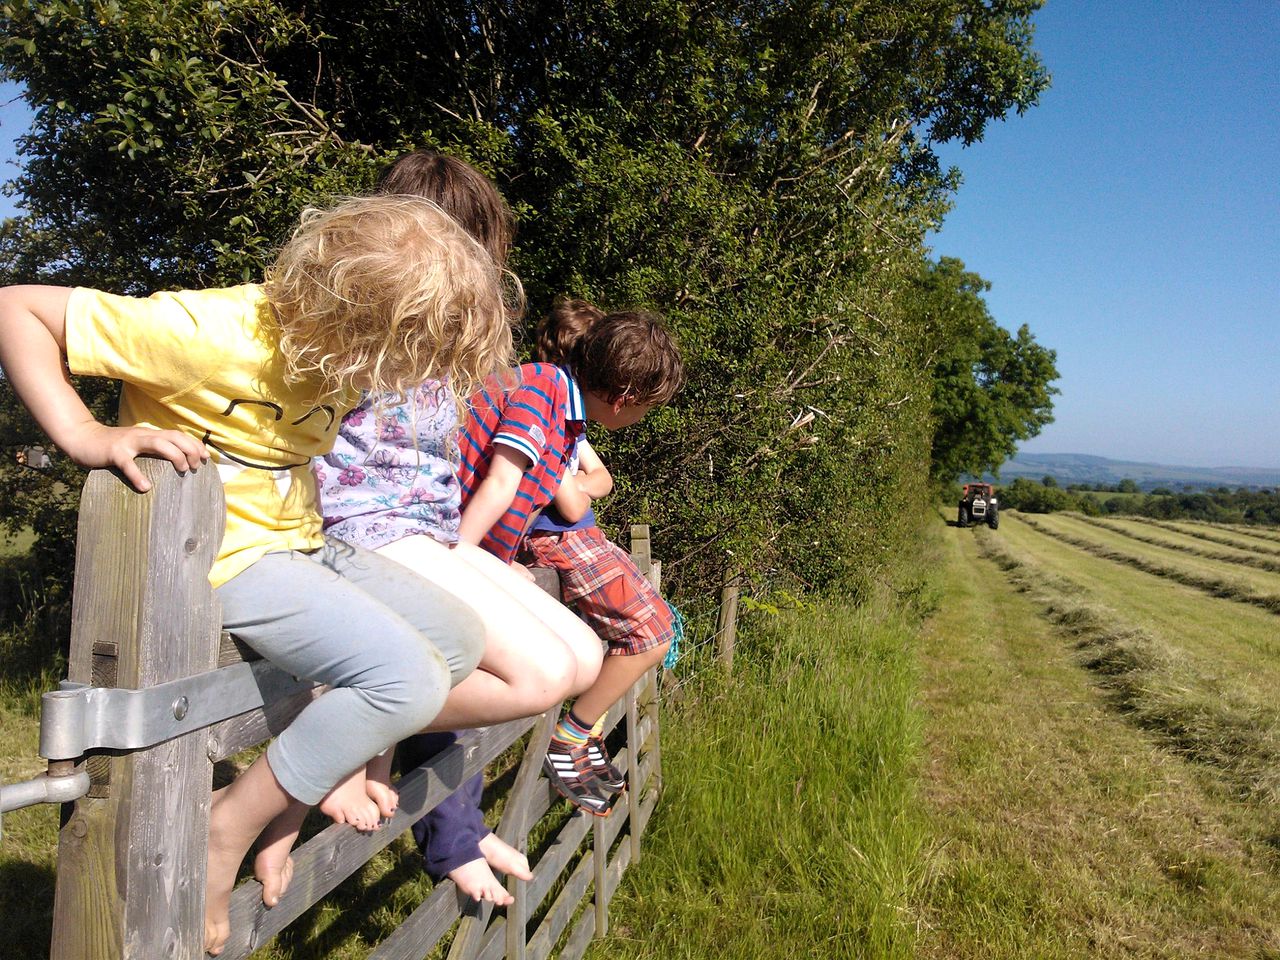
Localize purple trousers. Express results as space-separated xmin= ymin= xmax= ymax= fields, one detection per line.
xmin=400 ymin=733 xmax=488 ymax=879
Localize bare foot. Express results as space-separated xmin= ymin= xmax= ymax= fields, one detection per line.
xmin=203 ymin=754 xmax=294 ymax=956
xmin=447 ymin=857 xmax=513 ymax=906
xmin=478 ymin=831 xmax=532 ymax=881
xmin=319 ymin=766 xmax=381 ymax=832
xmin=364 ymin=750 xmax=399 ymax=820
xmin=254 ymin=802 xmax=306 ymax=908
xmin=204 ymin=787 xmax=263 ymax=955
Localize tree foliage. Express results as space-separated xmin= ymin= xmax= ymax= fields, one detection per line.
xmin=1 ymin=0 xmax=1048 ymax=612
xmin=917 ymin=257 xmax=1059 ymax=482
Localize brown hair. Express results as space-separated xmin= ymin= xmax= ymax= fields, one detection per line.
xmin=532 ymin=297 xmax=605 ymax=366
xmin=264 ymin=194 xmax=516 ymax=403
xmin=562 ymin=308 xmax=683 ymax=407
xmin=377 ymin=150 xmax=514 ymax=270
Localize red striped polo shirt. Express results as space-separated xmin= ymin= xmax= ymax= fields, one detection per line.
xmin=457 ymin=362 xmax=584 ymax=562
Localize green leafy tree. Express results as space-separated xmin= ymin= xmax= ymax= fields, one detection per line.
xmin=2 ymin=0 xmax=1048 ymax=611
xmin=917 ymin=257 xmax=1059 ymax=482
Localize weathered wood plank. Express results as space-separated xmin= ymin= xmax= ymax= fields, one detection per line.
xmin=527 ymin=833 xmax=597 ymax=960
xmin=556 ymin=902 xmax=597 ymax=960
xmin=526 ymin=765 xmax=643 ymax=960
xmin=500 ymin=710 xmax=556 ymax=960
xmin=217 ymin=631 xmax=259 ymax=667
xmin=52 ymin=461 xmax=224 ymax=960
xmin=218 ymin=716 xmax=534 ymax=960
xmin=592 ymin=812 xmax=609 ymax=937
xmin=547 ymin=763 xmax=658 ymax=960
xmin=645 ymin=666 xmax=663 ymax=797
xmin=205 ymin=683 xmax=325 ymax=761
xmin=624 ymin=687 xmax=642 ymax=868
xmin=716 ymin=579 xmax=740 ymax=671
xmin=446 ymin=900 xmax=497 ymax=960
xmin=365 ymin=879 xmax=465 ymax=960
xmin=629 ymin=524 xmax=652 ymax=580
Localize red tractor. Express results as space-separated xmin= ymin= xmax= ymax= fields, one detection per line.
xmin=958 ymin=483 xmax=999 ymax=529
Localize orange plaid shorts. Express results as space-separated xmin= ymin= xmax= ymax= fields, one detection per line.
xmin=521 ymin=526 xmax=675 ymax=657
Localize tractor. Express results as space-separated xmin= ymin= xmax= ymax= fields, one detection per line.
xmin=958 ymin=482 xmax=999 ymax=529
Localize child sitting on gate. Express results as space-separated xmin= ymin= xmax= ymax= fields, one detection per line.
xmin=310 ymin=149 xmax=603 ymax=906
xmin=523 ymin=299 xmax=682 ymax=812
xmin=407 ymin=299 xmax=681 ymax=895
xmin=0 ymin=195 xmax=511 ymax=956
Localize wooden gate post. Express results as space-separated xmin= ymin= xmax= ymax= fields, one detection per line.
xmin=715 ymin=577 xmax=740 ymax=673
xmin=51 ymin=461 xmax=224 ymax=960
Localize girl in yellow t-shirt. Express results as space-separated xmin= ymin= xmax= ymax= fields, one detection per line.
xmin=0 ymin=195 xmax=513 ymax=956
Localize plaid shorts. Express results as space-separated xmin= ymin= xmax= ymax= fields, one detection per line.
xmin=522 ymin=526 xmax=675 ymax=657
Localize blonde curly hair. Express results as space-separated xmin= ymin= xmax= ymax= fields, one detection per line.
xmin=264 ymin=195 xmax=519 ymax=402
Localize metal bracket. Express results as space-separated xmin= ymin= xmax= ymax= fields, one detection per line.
xmin=0 ymin=659 xmax=315 ymax=835
xmin=39 ymin=659 xmax=316 ymax=761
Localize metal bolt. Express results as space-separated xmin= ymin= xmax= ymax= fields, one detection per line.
xmin=70 ymin=818 xmax=87 ymax=838
xmin=184 ymin=537 xmax=197 ymax=555
xmin=172 ymin=696 xmax=189 ymax=720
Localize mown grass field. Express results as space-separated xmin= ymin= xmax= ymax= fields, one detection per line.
xmin=1072 ymin=514 xmax=1280 ymax=571
xmin=1128 ymin=517 xmax=1280 ymax=557
xmin=1020 ymin=512 xmax=1280 ymax=613
xmin=918 ymin=513 xmax=1280 ymax=957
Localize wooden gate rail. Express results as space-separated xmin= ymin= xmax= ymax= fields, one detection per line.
xmin=47 ymin=460 xmax=662 ymax=959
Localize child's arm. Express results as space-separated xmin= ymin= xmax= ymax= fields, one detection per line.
xmin=456 ymin=446 xmax=529 ymax=547
xmin=550 ymin=469 xmax=592 ymax=523
xmin=549 ymin=438 xmax=611 ymax=523
xmin=574 ymin=439 xmax=613 ymax=499
xmin=0 ymin=285 xmax=208 ymax=492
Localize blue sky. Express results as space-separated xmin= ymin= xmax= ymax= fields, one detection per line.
xmin=3 ymin=3 xmax=1278 ymax=468
xmin=930 ymin=0 xmax=1279 ymax=469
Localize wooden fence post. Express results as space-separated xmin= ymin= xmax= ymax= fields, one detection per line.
xmin=51 ymin=461 xmax=224 ymax=960
xmin=716 ymin=577 xmax=740 ymax=672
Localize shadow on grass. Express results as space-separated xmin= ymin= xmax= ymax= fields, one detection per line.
xmin=0 ymin=859 xmax=55 ymax=956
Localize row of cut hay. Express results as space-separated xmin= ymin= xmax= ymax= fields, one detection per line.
xmin=1127 ymin=516 xmax=1280 ymax=558
xmin=1014 ymin=514 xmax=1280 ymax=616
xmin=1219 ymin=522 xmax=1280 ymax=546
xmin=1070 ymin=514 xmax=1280 ymax=574
xmin=974 ymin=531 xmax=1280 ymax=803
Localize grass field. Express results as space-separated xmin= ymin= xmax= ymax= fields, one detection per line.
xmin=916 ymin=515 xmax=1280 ymax=957
xmin=1072 ymin=514 xmax=1280 ymax=572
xmin=1019 ymin=512 xmax=1280 ymax=614
xmin=0 ymin=580 xmax=932 ymax=959
xmin=1129 ymin=517 xmax=1280 ymax=557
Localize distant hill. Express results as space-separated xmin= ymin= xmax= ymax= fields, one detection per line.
xmin=985 ymin=453 xmax=1280 ymax=491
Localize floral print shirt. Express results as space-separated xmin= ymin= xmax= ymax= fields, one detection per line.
xmin=316 ymin=382 xmax=461 ymax=550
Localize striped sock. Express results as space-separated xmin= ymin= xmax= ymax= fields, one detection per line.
xmin=554 ymin=710 xmax=592 ymax=746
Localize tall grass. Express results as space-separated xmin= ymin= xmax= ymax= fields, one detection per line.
xmin=588 ymin=600 xmax=928 ymax=960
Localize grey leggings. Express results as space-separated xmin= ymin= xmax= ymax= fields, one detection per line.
xmin=215 ymin=537 xmax=484 ymax=805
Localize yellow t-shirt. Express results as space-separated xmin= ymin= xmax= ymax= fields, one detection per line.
xmin=64 ymin=284 xmax=357 ymax=587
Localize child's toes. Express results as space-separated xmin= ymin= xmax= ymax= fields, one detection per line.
xmin=366 ymin=782 xmax=399 ymax=819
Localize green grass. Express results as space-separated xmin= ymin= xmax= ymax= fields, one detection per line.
xmin=1130 ymin=517 xmax=1280 ymax=558
xmin=1073 ymin=514 xmax=1280 ymax=573
xmin=998 ymin=514 xmax=1280 ymax=693
xmin=979 ymin=527 xmax=1280 ymax=801
xmin=588 ymin=600 xmax=928 ymax=960
xmin=917 ymin=518 xmax=1280 ymax=958
xmin=1019 ymin=512 xmax=1280 ymax=614
xmin=0 ymin=527 xmax=35 ymax=559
